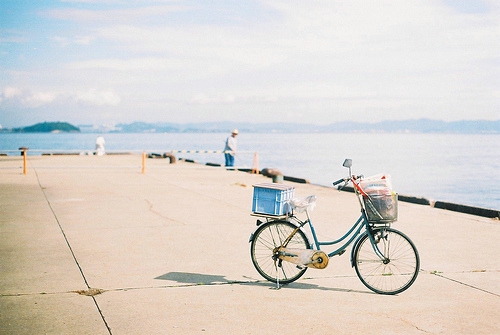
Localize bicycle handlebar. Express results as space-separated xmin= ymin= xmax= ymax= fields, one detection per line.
xmin=332 ymin=178 xmax=347 ymax=186
xmin=332 ymin=175 xmax=364 ymax=186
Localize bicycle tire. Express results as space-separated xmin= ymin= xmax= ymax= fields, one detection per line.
xmin=250 ymin=221 xmax=310 ymax=284
xmin=353 ymin=227 xmax=419 ymax=295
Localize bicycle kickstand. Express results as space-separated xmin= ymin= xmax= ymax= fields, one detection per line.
xmin=273 ymin=262 xmax=281 ymax=290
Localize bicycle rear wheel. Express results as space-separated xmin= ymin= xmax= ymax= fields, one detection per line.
xmin=353 ymin=227 xmax=419 ymax=295
xmin=250 ymin=221 xmax=310 ymax=284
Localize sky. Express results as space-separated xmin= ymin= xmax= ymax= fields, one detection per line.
xmin=0 ymin=0 xmax=499 ymax=128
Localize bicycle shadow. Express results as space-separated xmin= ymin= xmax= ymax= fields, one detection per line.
xmin=155 ymin=271 xmax=374 ymax=295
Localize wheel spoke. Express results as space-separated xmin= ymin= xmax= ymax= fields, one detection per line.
xmin=251 ymin=221 xmax=310 ymax=284
xmin=355 ymin=228 xmax=419 ymax=294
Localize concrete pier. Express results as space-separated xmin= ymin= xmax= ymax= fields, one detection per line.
xmin=1 ymin=155 xmax=499 ymax=334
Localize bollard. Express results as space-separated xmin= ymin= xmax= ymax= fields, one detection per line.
xmin=142 ymin=151 xmax=146 ymax=174
xmin=272 ymin=174 xmax=283 ymax=183
xmin=251 ymin=152 xmax=259 ymax=174
xmin=163 ymin=152 xmax=177 ymax=164
xmin=261 ymin=167 xmax=283 ymax=183
xmin=19 ymin=147 xmax=28 ymax=175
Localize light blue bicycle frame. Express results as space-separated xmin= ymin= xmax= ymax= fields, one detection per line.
xmin=271 ymin=157 xmax=390 ymax=264
xmin=289 ymin=197 xmax=387 ymax=264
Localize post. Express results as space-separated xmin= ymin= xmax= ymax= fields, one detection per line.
xmin=142 ymin=151 xmax=146 ymax=174
xmin=251 ymin=152 xmax=259 ymax=174
xmin=19 ymin=147 xmax=28 ymax=175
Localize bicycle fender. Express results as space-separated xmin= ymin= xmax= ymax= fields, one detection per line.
xmin=350 ymin=232 xmax=368 ymax=267
xmin=249 ymin=218 xmax=265 ymax=242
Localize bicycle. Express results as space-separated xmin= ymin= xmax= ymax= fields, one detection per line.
xmin=249 ymin=159 xmax=420 ymax=295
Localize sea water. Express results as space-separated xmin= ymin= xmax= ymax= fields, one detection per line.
xmin=1 ymin=132 xmax=499 ymax=210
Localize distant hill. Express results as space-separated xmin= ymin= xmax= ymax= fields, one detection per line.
xmin=12 ymin=122 xmax=80 ymax=133
xmin=3 ymin=119 xmax=498 ymax=134
xmin=322 ymin=119 xmax=500 ymax=133
xmin=104 ymin=119 xmax=500 ymax=134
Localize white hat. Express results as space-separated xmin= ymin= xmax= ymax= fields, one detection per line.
xmin=232 ymin=129 xmax=239 ymax=134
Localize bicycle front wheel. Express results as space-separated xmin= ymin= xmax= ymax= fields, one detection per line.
xmin=250 ymin=221 xmax=310 ymax=284
xmin=353 ymin=227 xmax=419 ymax=295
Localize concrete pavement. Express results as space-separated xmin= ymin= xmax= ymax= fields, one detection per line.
xmin=1 ymin=154 xmax=499 ymax=334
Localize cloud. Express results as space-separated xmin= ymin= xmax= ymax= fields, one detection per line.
xmin=24 ymin=91 xmax=58 ymax=107
xmin=1 ymin=0 xmax=498 ymax=126
xmin=190 ymin=93 xmax=236 ymax=105
xmin=0 ymin=87 xmax=121 ymax=108
xmin=43 ymin=4 xmax=190 ymax=25
xmin=46 ymin=0 xmax=500 ymax=84
xmin=0 ymin=87 xmax=57 ymax=107
xmin=52 ymin=35 xmax=94 ymax=46
xmin=1 ymin=87 xmax=22 ymax=100
xmin=74 ymin=89 xmax=121 ymax=106
xmin=67 ymin=57 xmax=183 ymax=71
xmin=51 ymin=36 xmax=69 ymax=46
xmin=75 ymin=35 xmax=94 ymax=45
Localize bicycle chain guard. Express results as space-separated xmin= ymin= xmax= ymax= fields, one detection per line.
xmin=277 ymin=247 xmax=329 ymax=269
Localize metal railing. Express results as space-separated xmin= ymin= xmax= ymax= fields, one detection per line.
xmin=0 ymin=148 xmax=259 ymax=175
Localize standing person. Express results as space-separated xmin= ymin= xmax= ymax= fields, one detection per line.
xmin=95 ymin=136 xmax=105 ymax=156
xmin=224 ymin=129 xmax=238 ymax=167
